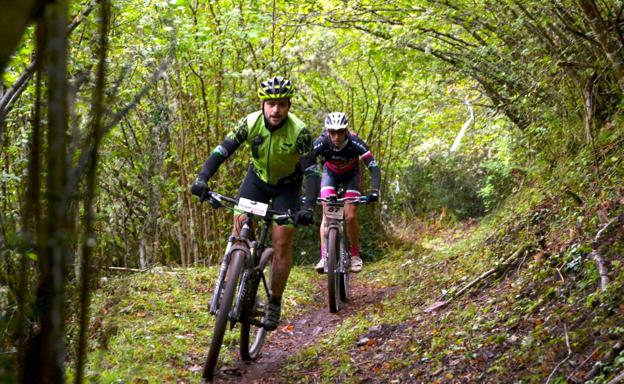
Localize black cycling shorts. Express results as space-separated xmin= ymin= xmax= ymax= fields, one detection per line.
xmin=236 ymin=164 xmax=302 ymax=214
xmin=320 ymin=165 xmax=361 ymax=198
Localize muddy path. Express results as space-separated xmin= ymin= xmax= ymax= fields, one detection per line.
xmin=212 ymin=274 xmax=397 ymax=383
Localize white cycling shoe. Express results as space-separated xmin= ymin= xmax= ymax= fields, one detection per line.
xmin=350 ymin=256 xmax=363 ymax=273
xmin=315 ymin=258 xmax=326 ymax=274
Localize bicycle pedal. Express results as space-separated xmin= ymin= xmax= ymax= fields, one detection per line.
xmin=250 ymin=318 xmax=264 ymax=327
xmin=252 ymin=309 xmax=264 ymax=318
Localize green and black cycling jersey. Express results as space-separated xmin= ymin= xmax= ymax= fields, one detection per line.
xmin=198 ymin=111 xmax=319 ymax=209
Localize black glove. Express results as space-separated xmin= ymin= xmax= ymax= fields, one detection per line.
xmin=191 ymin=177 xmax=210 ymax=201
xmin=367 ymin=190 xmax=379 ymax=202
xmin=294 ymin=209 xmax=314 ymax=226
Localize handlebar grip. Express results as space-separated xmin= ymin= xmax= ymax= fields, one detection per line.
xmin=200 ymin=191 xmax=225 ymax=209
xmin=274 ymin=215 xmax=292 ymax=226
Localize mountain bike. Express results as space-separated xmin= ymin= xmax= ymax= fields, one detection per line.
xmin=317 ymin=195 xmax=370 ymax=313
xmin=201 ymin=191 xmax=294 ymax=382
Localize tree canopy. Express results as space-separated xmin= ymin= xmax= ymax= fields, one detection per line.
xmin=1 ymin=0 xmax=624 ymax=382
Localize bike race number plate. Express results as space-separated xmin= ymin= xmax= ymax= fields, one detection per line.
xmin=323 ymin=205 xmax=344 ymax=220
xmin=237 ymin=197 xmax=269 ymax=216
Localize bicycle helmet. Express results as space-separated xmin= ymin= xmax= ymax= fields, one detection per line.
xmin=324 ymin=112 xmax=349 ymax=130
xmin=257 ymin=76 xmax=295 ymax=100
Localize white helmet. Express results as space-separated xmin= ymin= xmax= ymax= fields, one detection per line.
xmin=324 ymin=112 xmax=349 ymax=130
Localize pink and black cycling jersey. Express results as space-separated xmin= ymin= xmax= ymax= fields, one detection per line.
xmin=310 ymin=131 xmax=381 ymax=197
xmin=312 ymin=132 xmax=377 ymax=173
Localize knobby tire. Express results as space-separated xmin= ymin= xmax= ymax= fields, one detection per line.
xmin=203 ymin=250 xmax=245 ymax=381
xmin=239 ymin=248 xmax=273 ymax=361
xmin=327 ymin=228 xmax=341 ymax=313
xmin=339 ymin=234 xmax=350 ymax=302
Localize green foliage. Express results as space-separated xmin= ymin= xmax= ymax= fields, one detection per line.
xmin=403 ymin=148 xmax=485 ymax=219
xmin=279 ymin=170 xmax=624 ymax=382
xmin=65 ymin=264 xmax=318 ymax=382
xmin=479 ymin=158 xmax=515 ymax=211
xmin=398 ymin=131 xmax=515 ymax=220
xmin=2 ymin=0 xmax=624 ymax=380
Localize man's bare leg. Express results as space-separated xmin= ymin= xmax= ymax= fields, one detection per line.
xmin=270 ymin=224 xmax=295 ymax=297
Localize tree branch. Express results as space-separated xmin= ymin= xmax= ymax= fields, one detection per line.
xmin=584 ymin=341 xmax=624 ymax=381
xmin=63 ymin=58 xmax=171 ymax=210
xmin=589 ymin=216 xmax=618 ymax=292
xmin=425 ymin=243 xmax=533 ymax=312
xmin=0 ymin=1 xmax=96 ymax=120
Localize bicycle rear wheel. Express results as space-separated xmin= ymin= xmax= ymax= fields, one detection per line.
xmin=203 ymin=249 xmax=245 ymax=381
xmin=240 ymin=247 xmax=273 ymax=361
xmin=327 ymin=228 xmax=341 ymax=313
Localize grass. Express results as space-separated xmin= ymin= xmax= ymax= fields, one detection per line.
xmin=275 ymin=185 xmax=624 ymax=383
xmin=72 ymin=266 xmax=318 ymax=383
xmin=75 ymin=177 xmax=624 ymax=383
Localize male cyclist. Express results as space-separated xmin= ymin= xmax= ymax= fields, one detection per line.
xmin=190 ymin=76 xmax=320 ymax=331
xmin=311 ymin=112 xmax=381 ymax=273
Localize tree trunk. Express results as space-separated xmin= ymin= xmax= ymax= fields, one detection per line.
xmin=18 ymin=22 xmax=43 ymax=382
xmin=583 ymin=74 xmax=597 ymax=145
xmin=75 ymin=1 xmax=109 ymax=381
xmin=576 ymin=0 xmax=624 ymax=94
xmin=24 ymin=2 xmax=69 ymax=382
xmin=139 ymin=237 xmax=148 ymax=269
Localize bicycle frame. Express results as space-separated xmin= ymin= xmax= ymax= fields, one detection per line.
xmin=318 ymin=195 xmax=369 ymax=312
xmin=202 ymin=192 xmax=293 ymax=381
xmin=322 ymin=205 xmax=350 ymax=275
xmin=213 ymin=212 xmax=271 ymax=323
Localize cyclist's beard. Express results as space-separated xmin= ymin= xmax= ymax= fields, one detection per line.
xmin=264 ymin=115 xmax=286 ymax=131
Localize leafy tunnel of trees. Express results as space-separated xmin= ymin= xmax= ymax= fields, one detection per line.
xmin=1 ymin=0 xmax=624 ymax=381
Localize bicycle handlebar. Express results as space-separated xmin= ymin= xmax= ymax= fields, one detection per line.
xmin=203 ymin=191 xmax=295 ymax=222
xmin=316 ymin=195 xmax=371 ymax=205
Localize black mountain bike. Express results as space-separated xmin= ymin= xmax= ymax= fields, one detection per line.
xmin=201 ymin=191 xmax=294 ymax=381
xmin=317 ymin=195 xmax=370 ymax=313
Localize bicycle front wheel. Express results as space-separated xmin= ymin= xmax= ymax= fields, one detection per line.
xmin=339 ymin=237 xmax=350 ymax=302
xmin=327 ymin=228 xmax=341 ymax=313
xmin=240 ymin=247 xmax=273 ymax=361
xmin=203 ymin=249 xmax=245 ymax=381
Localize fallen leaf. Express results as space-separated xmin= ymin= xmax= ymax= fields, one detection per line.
xmin=533 ymin=252 xmax=545 ymax=262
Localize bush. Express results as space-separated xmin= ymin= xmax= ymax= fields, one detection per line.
xmin=392 ymin=139 xmax=514 ymax=220
xmin=479 ymin=159 xmax=515 ymax=211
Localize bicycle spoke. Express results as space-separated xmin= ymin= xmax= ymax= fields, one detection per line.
xmin=240 ymin=248 xmax=273 ymax=361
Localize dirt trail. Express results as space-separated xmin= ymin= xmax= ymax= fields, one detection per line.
xmin=212 ymin=275 xmax=396 ymax=383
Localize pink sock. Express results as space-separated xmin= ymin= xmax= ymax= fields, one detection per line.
xmin=351 ymin=244 xmax=360 ymax=257
xmin=321 ymin=244 xmax=326 ymax=259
